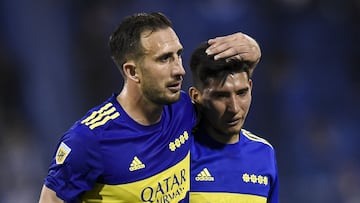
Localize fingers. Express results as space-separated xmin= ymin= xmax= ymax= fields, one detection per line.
xmin=206 ymin=33 xmax=242 ymax=56
xmin=211 ymin=46 xmax=247 ymax=61
xmin=208 ymin=44 xmax=259 ymax=62
xmin=206 ymin=32 xmax=261 ymax=63
xmin=207 ymin=32 xmax=241 ymax=46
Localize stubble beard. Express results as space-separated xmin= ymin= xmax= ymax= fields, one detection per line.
xmin=143 ymin=84 xmax=181 ymax=105
xmin=208 ymin=118 xmax=243 ymax=139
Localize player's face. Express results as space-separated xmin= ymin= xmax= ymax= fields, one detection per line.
xmin=200 ymin=72 xmax=252 ymax=140
xmin=138 ymin=27 xmax=185 ymax=105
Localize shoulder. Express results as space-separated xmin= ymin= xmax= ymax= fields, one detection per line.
xmin=59 ymin=96 xmax=120 ymax=145
xmin=78 ymin=96 xmax=121 ymax=131
xmin=241 ymin=129 xmax=274 ymax=149
xmin=168 ymin=90 xmax=195 ymax=115
xmin=178 ymin=90 xmax=192 ymax=105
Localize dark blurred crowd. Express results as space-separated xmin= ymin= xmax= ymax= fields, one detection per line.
xmin=0 ymin=0 xmax=359 ymax=202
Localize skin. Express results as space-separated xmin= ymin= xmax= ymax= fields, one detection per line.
xmin=117 ymin=27 xmax=185 ymax=125
xmin=39 ymin=185 xmax=64 ymax=203
xmin=189 ymin=71 xmax=252 ymax=144
xmin=207 ymin=32 xmax=261 ymax=76
xmin=38 ymin=29 xmax=260 ymax=202
xmin=39 ymin=28 xmax=185 ymax=203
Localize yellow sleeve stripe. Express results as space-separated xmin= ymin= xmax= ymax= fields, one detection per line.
xmin=81 ymin=103 xmax=120 ymax=130
xmin=241 ymin=129 xmax=273 ymax=149
xmin=81 ymin=103 xmax=113 ymax=124
xmin=84 ymin=107 xmax=116 ymax=126
xmin=88 ymin=112 xmax=120 ymax=130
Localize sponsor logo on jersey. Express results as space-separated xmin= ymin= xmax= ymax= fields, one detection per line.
xmin=81 ymin=152 xmax=190 ymax=203
xmin=242 ymin=173 xmax=268 ymax=185
xmin=129 ymin=156 xmax=146 ymax=171
xmin=195 ymin=167 xmax=215 ymax=181
xmin=81 ymin=102 xmax=120 ymax=130
xmin=169 ymin=130 xmax=189 ymax=151
xmin=141 ymin=168 xmax=187 ymax=202
xmin=55 ymin=142 xmax=71 ymax=164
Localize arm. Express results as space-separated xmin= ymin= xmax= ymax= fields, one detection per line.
xmin=206 ymin=32 xmax=261 ymax=76
xmin=39 ymin=131 xmax=102 ymax=203
xmin=39 ymin=185 xmax=65 ymax=203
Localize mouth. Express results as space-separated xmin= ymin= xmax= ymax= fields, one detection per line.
xmin=167 ymin=82 xmax=182 ymax=93
xmin=226 ymin=117 xmax=242 ymax=126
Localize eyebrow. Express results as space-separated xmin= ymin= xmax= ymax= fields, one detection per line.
xmin=155 ymin=48 xmax=183 ymax=60
xmin=210 ymin=86 xmax=249 ymax=94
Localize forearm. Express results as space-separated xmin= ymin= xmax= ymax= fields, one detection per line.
xmin=39 ymin=185 xmax=65 ymax=203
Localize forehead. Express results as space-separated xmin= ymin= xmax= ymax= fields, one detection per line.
xmin=140 ymin=27 xmax=183 ymax=56
xmin=204 ymin=72 xmax=249 ymax=91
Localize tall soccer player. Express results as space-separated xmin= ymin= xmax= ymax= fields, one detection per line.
xmin=188 ymin=42 xmax=279 ymax=203
xmin=38 ymin=12 xmax=262 ymax=203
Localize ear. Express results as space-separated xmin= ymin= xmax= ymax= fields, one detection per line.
xmin=188 ymin=86 xmax=201 ymax=104
xmin=248 ymin=79 xmax=253 ymax=91
xmin=123 ymin=61 xmax=140 ymax=83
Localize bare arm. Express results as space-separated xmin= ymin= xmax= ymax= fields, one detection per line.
xmin=206 ymin=32 xmax=261 ymax=76
xmin=39 ymin=185 xmax=65 ymax=203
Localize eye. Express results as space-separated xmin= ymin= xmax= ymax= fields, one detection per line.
xmin=158 ymin=49 xmax=183 ymax=63
xmin=237 ymin=88 xmax=248 ymax=96
xmin=177 ymin=49 xmax=183 ymax=58
xmin=159 ymin=54 xmax=172 ymax=63
xmin=213 ymin=92 xmax=228 ymax=99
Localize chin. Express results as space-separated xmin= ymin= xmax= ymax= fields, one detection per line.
xmin=227 ymin=126 xmax=242 ymax=135
xmin=161 ymin=93 xmax=181 ymax=105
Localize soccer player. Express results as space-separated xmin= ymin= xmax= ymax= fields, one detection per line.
xmin=38 ymin=12 xmax=261 ymax=203
xmin=188 ymin=42 xmax=279 ymax=203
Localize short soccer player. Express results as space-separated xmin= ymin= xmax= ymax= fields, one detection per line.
xmin=188 ymin=42 xmax=279 ymax=203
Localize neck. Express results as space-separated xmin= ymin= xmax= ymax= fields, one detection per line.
xmin=204 ymin=123 xmax=239 ymax=144
xmin=117 ymin=86 xmax=163 ymax=125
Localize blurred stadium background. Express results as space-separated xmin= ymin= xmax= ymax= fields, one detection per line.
xmin=0 ymin=0 xmax=359 ymax=202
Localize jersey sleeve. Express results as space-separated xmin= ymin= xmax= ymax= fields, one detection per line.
xmin=44 ymin=126 xmax=104 ymax=203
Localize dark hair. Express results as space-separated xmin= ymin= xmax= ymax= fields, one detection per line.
xmin=109 ymin=12 xmax=172 ymax=75
xmin=190 ymin=42 xmax=250 ymax=90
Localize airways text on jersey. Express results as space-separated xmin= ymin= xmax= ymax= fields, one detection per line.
xmin=81 ymin=152 xmax=190 ymax=203
xmin=140 ymin=168 xmax=187 ymax=202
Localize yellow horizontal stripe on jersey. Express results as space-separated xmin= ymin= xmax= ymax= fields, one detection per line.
xmin=190 ymin=192 xmax=267 ymax=203
xmin=81 ymin=152 xmax=190 ymax=203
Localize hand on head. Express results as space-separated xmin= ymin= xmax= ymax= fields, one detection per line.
xmin=206 ymin=32 xmax=261 ymax=76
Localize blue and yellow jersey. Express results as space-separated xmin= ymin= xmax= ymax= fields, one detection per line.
xmin=44 ymin=91 xmax=196 ymax=203
xmin=189 ymin=128 xmax=279 ymax=203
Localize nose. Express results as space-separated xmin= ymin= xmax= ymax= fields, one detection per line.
xmin=172 ymin=57 xmax=186 ymax=77
xmin=227 ymin=95 xmax=240 ymax=113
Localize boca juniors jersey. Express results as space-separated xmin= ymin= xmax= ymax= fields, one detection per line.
xmin=44 ymin=91 xmax=196 ymax=203
xmin=189 ymin=128 xmax=279 ymax=203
